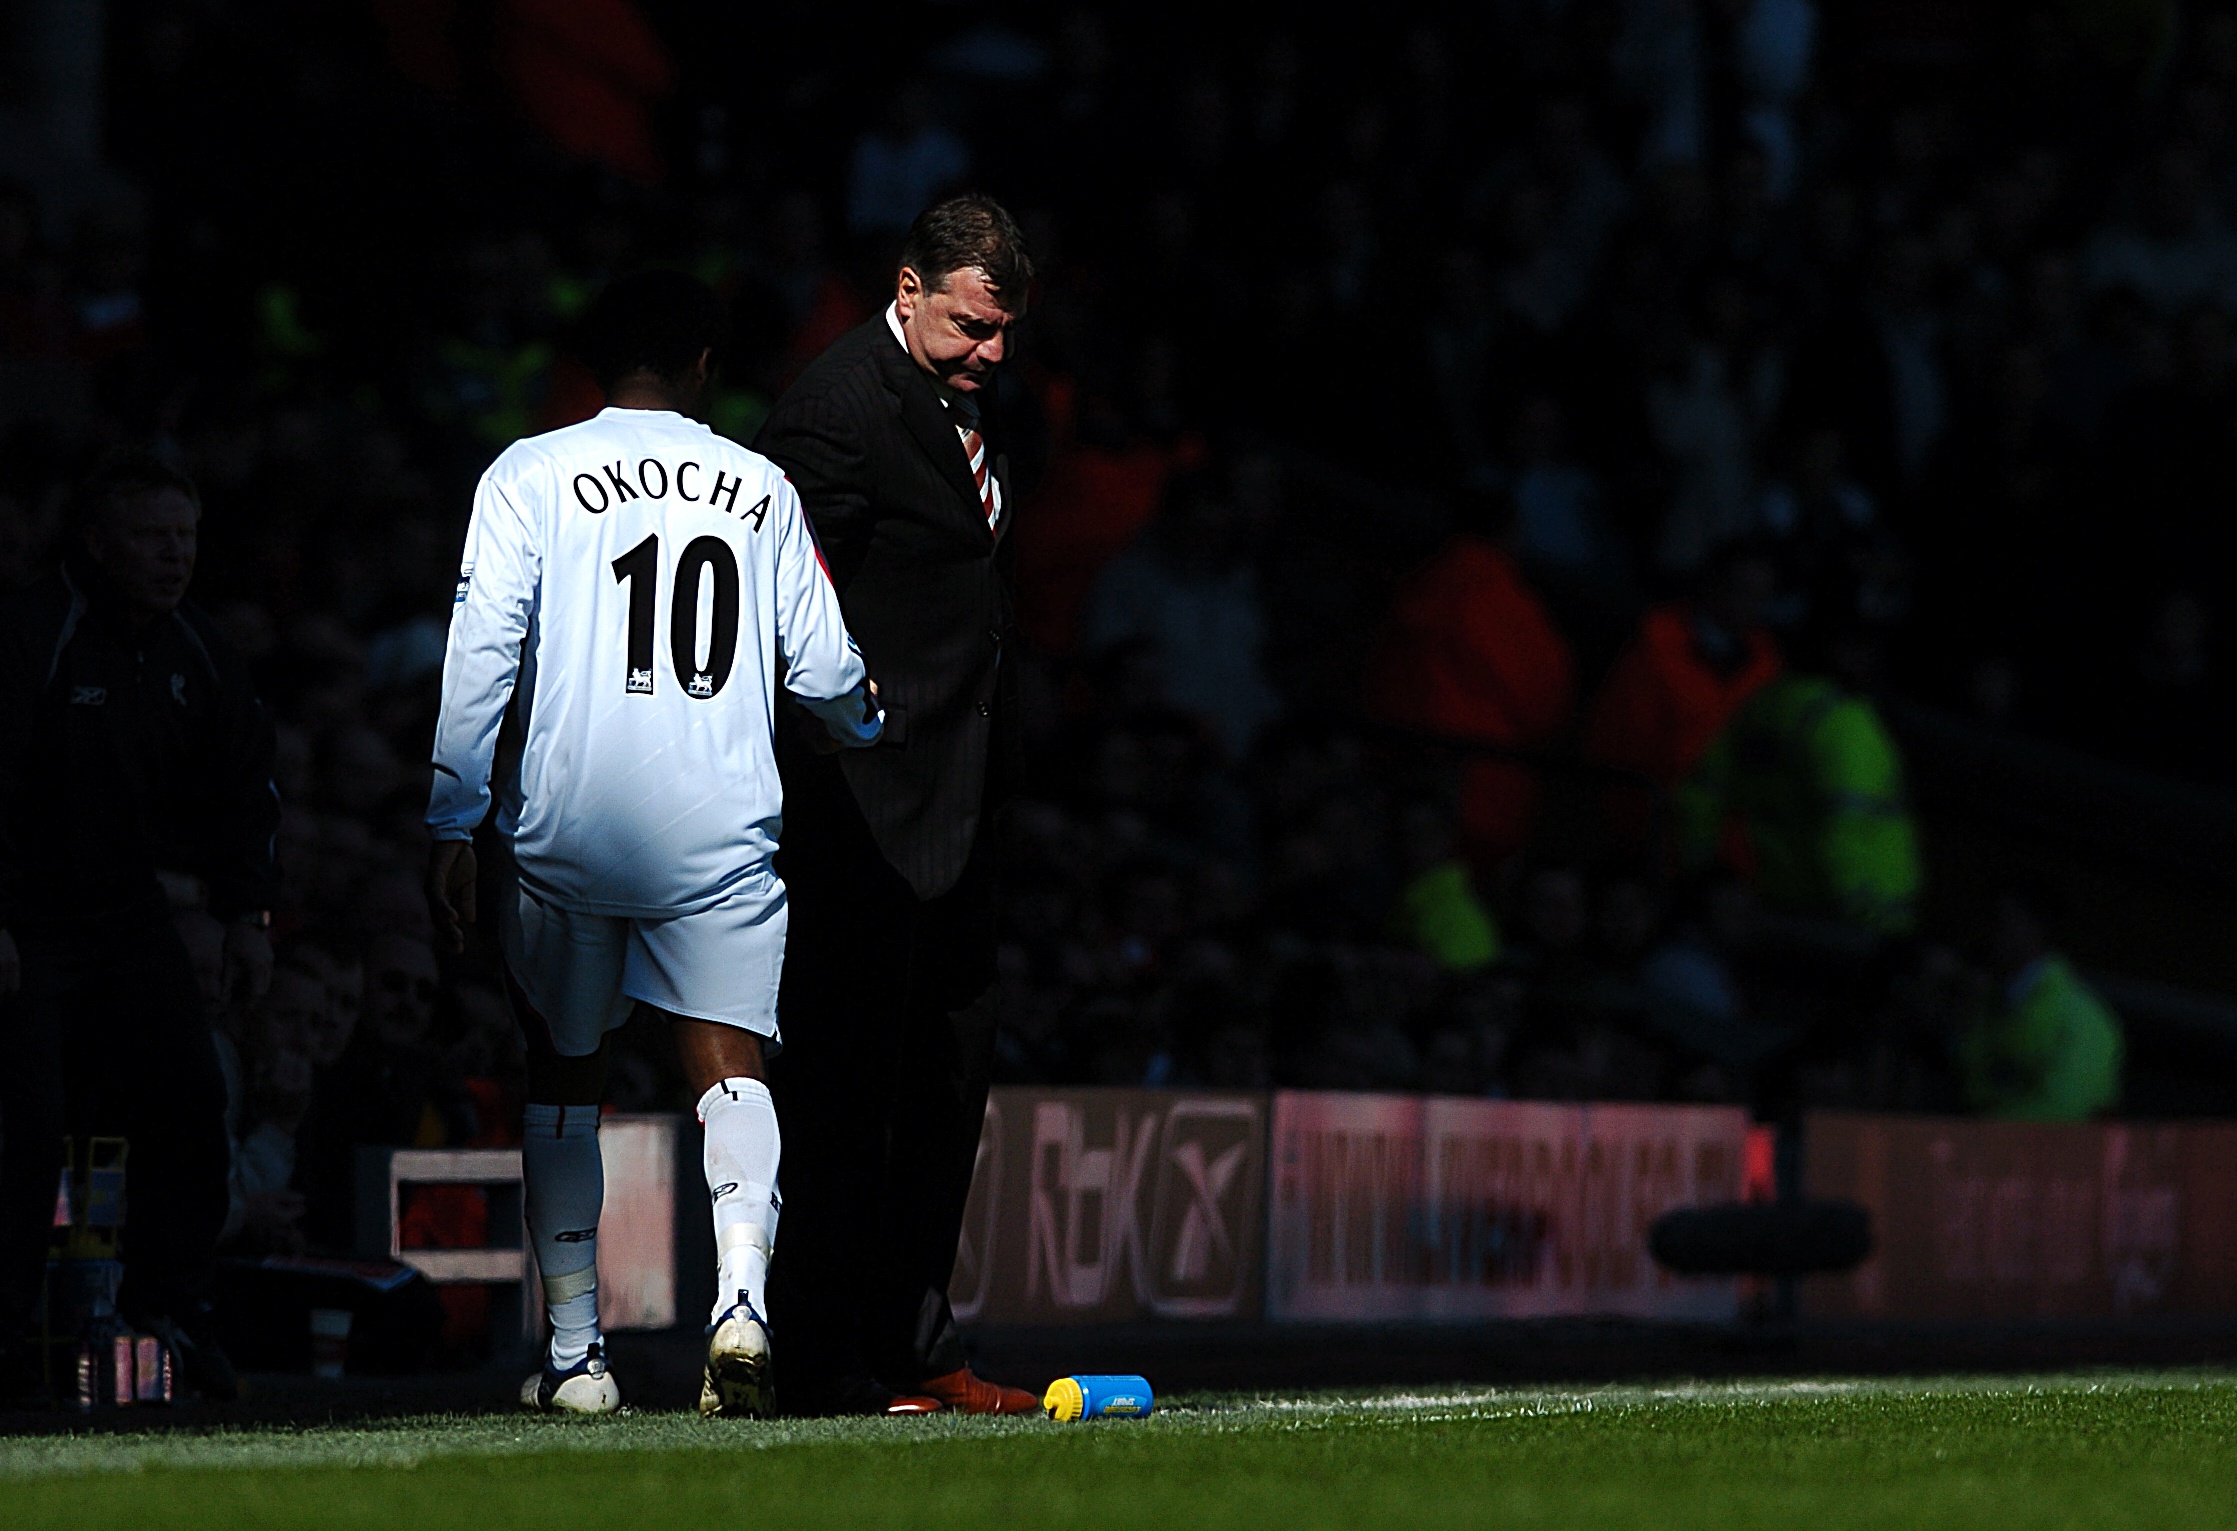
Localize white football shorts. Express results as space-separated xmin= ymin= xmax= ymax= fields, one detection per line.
xmin=499 ymin=865 xmax=787 ymax=1056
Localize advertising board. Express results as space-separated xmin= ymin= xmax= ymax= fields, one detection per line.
xmin=520 ymin=1113 xmax=677 ymax=1336
xmin=1803 ymin=1111 xmax=2237 ymax=1319
xmin=1264 ymin=1093 xmax=1748 ymax=1322
xmin=951 ymin=1088 xmax=1267 ymax=1325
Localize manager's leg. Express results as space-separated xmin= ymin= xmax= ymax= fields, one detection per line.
xmin=861 ymin=846 xmax=1032 ymax=1413
xmin=868 ymin=982 xmax=996 ymax=1388
xmin=767 ymin=823 xmax=915 ymax=1412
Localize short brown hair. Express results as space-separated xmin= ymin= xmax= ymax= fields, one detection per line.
xmin=70 ymin=447 xmax=200 ymax=544
xmin=899 ymin=194 xmax=1033 ymax=302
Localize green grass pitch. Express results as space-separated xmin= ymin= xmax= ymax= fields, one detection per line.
xmin=6 ymin=1372 xmax=2236 ymax=1530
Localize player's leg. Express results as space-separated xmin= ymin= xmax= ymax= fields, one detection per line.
xmin=625 ymin=870 xmax=786 ymax=1418
xmin=674 ymin=1021 xmax=776 ymax=1321
xmin=512 ymin=982 xmax=613 ymax=1392
xmin=502 ymin=882 xmax=630 ymax=1414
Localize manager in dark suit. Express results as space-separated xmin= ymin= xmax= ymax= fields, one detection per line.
xmin=755 ymin=195 xmax=1040 ymax=1417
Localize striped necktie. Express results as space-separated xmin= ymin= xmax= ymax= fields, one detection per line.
xmin=960 ymin=424 xmax=998 ymax=534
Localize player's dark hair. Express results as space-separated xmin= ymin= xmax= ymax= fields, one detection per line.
xmin=579 ymin=269 xmax=727 ymax=393
xmin=69 ymin=447 xmax=201 ymax=546
xmin=899 ymin=193 xmax=1033 ymax=302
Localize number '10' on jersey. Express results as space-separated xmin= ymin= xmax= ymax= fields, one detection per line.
xmin=427 ymin=406 xmax=881 ymax=920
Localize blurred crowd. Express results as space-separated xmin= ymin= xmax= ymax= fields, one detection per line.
xmin=0 ymin=1 xmax=2200 ymax=1274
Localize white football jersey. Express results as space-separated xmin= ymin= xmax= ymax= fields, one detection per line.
xmin=428 ymin=407 xmax=879 ymax=917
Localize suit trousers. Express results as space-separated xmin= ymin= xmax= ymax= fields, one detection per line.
xmin=0 ymin=902 xmax=228 ymax=1341
xmin=768 ymin=761 xmax=996 ymax=1399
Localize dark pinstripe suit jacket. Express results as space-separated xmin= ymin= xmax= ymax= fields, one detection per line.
xmin=755 ymin=318 xmax=1018 ymax=901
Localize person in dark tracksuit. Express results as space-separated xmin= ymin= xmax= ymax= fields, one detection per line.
xmin=0 ymin=450 xmax=278 ymax=1405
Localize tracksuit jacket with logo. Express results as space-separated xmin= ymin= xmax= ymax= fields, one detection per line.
xmin=0 ymin=567 xmax=279 ymax=928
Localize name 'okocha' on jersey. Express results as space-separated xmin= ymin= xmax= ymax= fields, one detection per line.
xmin=427 ymin=406 xmax=880 ymax=919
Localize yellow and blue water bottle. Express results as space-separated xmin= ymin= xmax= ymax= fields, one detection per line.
xmin=1042 ymin=1374 xmax=1154 ymax=1421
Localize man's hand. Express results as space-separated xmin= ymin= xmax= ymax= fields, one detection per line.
xmin=428 ymin=839 xmax=478 ymax=956
xmin=789 ymin=703 xmax=845 ymax=756
xmin=222 ymin=918 xmax=274 ymax=1008
xmin=788 ymin=679 xmax=880 ymax=755
xmin=0 ymin=928 xmax=17 ymax=1002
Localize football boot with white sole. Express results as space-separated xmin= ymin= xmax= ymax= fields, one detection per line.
xmin=520 ymin=1342 xmax=623 ymax=1414
xmin=698 ymin=1294 xmax=772 ymax=1418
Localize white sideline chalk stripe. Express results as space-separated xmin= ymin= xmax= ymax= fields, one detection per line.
xmin=4 ymin=1370 xmax=2233 ymax=1482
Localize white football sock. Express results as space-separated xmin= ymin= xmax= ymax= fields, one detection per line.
xmin=697 ymin=1077 xmax=780 ymax=1324
xmin=522 ymin=1102 xmax=603 ymax=1370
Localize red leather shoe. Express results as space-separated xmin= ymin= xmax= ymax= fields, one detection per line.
xmin=919 ymin=1368 xmax=1042 ymax=1416
xmin=885 ymin=1394 xmax=943 ymax=1415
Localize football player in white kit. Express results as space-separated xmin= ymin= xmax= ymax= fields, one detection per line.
xmin=426 ymin=271 xmax=880 ymax=1418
